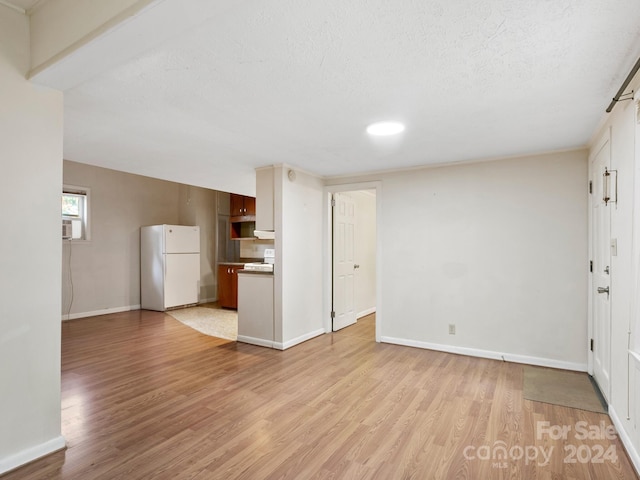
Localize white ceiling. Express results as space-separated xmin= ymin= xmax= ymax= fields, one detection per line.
xmin=5 ymin=0 xmax=42 ymax=12
xmin=57 ymin=0 xmax=640 ymax=195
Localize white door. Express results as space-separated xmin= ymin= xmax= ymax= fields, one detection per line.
xmin=164 ymin=253 xmax=200 ymax=308
xmin=591 ymin=139 xmax=611 ymax=402
xmin=333 ymin=193 xmax=356 ymax=331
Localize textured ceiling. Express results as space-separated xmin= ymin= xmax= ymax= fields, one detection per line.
xmin=61 ymin=0 xmax=640 ymax=195
xmin=6 ymin=0 xmax=42 ymax=11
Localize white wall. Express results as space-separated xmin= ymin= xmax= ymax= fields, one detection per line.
xmin=352 ymin=190 xmax=376 ymax=318
xmin=62 ymin=161 xmax=218 ymax=318
xmin=327 ymin=150 xmax=588 ymax=370
xmin=276 ymin=167 xmax=325 ymax=348
xmin=0 ymin=5 xmax=65 ymax=474
xmin=590 ymin=72 xmax=640 ymax=473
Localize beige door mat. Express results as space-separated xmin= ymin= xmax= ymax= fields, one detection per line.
xmin=523 ymin=365 xmax=607 ymax=414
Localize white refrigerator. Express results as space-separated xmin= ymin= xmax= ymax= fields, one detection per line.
xmin=141 ymin=225 xmax=200 ymax=311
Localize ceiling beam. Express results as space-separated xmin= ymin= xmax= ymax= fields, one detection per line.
xmin=0 ymin=1 xmax=26 ymax=14
xmin=29 ymin=0 xmax=240 ymax=91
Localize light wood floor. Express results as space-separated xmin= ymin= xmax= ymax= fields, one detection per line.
xmin=3 ymin=311 xmax=638 ymax=479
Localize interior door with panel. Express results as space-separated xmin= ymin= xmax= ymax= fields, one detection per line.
xmin=332 ymin=193 xmax=357 ymax=331
xmin=591 ymin=138 xmax=612 ymax=402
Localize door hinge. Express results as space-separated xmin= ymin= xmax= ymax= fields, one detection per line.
xmin=331 ymin=196 xmax=336 ymax=207
xmin=589 ymin=181 xmax=593 ymax=194
xmin=590 ymin=260 xmax=593 ymax=273
xmin=331 ymin=311 xmax=335 ymax=319
xmin=590 ymin=338 xmax=594 ymax=352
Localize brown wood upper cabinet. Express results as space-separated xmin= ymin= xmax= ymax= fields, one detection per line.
xmin=230 ymin=194 xmax=256 ymax=239
xmin=230 ymin=194 xmax=256 ymax=218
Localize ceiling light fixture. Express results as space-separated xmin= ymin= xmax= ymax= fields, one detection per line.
xmin=366 ymin=121 xmax=405 ymax=136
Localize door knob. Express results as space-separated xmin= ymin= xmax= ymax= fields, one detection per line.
xmin=354 ymin=264 xmax=360 ymax=269
xmin=597 ymin=286 xmax=609 ymax=294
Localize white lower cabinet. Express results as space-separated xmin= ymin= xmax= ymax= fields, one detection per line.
xmin=237 ymin=272 xmax=274 ymax=348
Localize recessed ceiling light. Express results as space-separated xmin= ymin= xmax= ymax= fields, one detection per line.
xmin=366 ymin=121 xmax=405 ymax=136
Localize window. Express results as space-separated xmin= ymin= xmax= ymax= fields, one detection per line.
xmin=62 ymin=186 xmax=90 ymax=240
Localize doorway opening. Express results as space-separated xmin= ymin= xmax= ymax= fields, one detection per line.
xmin=325 ymin=183 xmax=380 ymax=341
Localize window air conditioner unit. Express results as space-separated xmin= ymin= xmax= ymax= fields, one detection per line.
xmin=62 ymin=219 xmax=73 ymax=239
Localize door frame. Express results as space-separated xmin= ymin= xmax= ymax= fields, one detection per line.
xmin=323 ymin=181 xmax=382 ymax=341
xmin=588 ymin=128 xmax=612 ymax=385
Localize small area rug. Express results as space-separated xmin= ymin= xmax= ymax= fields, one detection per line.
xmin=167 ymin=306 xmax=237 ymax=341
xmin=523 ymin=365 xmax=607 ymax=413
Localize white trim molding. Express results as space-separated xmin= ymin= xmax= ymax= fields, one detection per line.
xmin=609 ymin=406 xmax=640 ymax=477
xmin=281 ymin=328 xmax=325 ymax=350
xmin=238 ymin=329 xmax=325 ymax=351
xmin=237 ymin=335 xmax=274 ymax=349
xmin=0 ymin=435 xmax=66 ymax=475
xmin=357 ymin=308 xmax=376 ymax=319
xmin=62 ymin=304 xmax=141 ymax=321
xmin=381 ymin=336 xmax=588 ymax=372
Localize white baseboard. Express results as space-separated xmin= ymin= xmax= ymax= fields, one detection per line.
xmin=357 ymin=307 xmax=376 ymax=319
xmin=281 ymin=328 xmax=325 ymax=350
xmin=380 ymin=336 xmax=588 ymax=372
xmin=62 ymin=304 xmax=141 ymax=321
xmin=238 ymin=329 xmax=325 ymax=351
xmin=0 ymin=435 xmax=66 ymax=475
xmin=609 ymin=406 xmax=640 ymax=477
xmin=237 ymin=335 xmax=274 ymax=349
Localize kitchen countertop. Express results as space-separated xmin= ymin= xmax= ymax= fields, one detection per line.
xmin=237 ymin=269 xmax=273 ymax=275
xmin=219 ymin=258 xmax=263 ymax=267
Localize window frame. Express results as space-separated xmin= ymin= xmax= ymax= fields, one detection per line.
xmin=62 ymin=185 xmax=91 ymax=242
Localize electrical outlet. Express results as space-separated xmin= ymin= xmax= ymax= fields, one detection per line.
xmin=449 ymin=324 xmax=456 ymax=335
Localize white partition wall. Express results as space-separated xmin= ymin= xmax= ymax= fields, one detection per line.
xmin=0 ymin=5 xmax=65 ymax=474
xmin=326 ymin=150 xmax=589 ymax=370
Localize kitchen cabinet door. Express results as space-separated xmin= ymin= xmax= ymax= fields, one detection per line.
xmin=230 ymin=194 xmax=246 ymax=217
xmin=238 ymin=272 xmax=274 ymax=346
xmin=243 ymin=196 xmax=256 ymax=216
xmin=218 ymin=265 xmax=239 ymax=309
xmin=230 ymin=194 xmax=256 ymax=217
xmin=229 ymin=194 xmax=257 ymax=239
